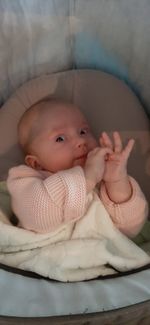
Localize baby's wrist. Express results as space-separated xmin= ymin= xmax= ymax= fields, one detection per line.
xmin=86 ymin=179 xmax=96 ymax=193
xmin=104 ymin=175 xmax=128 ymax=184
xmin=84 ymin=170 xmax=96 ymax=193
xmin=104 ymin=176 xmax=132 ymax=204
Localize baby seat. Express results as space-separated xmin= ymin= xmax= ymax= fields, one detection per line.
xmin=0 ymin=69 xmax=150 ymax=324
xmin=0 ymin=1 xmax=150 ymax=324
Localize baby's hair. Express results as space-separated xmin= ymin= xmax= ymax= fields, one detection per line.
xmin=18 ymin=98 xmax=73 ymax=155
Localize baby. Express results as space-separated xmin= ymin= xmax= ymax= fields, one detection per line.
xmin=7 ymin=99 xmax=148 ymax=236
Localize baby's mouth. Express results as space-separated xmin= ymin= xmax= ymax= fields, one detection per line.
xmin=74 ymin=154 xmax=88 ymax=166
xmin=75 ymin=153 xmax=87 ymax=161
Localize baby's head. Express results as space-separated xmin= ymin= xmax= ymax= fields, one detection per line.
xmin=18 ymin=99 xmax=97 ymax=172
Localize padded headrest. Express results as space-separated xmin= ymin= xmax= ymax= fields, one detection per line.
xmin=0 ymin=70 xmax=149 ymax=202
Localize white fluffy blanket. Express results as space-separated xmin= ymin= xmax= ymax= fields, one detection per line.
xmin=0 ymin=191 xmax=149 ymax=282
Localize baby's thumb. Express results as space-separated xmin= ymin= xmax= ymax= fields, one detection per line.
xmin=100 ymin=147 xmax=113 ymax=157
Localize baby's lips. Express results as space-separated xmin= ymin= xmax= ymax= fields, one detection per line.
xmin=75 ymin=153 xmax=88 ymax=161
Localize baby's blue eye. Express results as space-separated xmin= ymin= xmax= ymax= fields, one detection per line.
xmin=56 ymin=135 xmax=65 ymax=142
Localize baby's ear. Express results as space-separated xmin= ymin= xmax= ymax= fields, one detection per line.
xmin=25 ymin=155 xmax=42 ymax=170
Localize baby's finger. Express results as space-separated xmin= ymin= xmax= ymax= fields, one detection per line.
xmin=99 ymin=136 xmax=105 ymax=148
xmin=101 ymin=132 xmax=113 ymax=149
xmin=123 ymin=139 xmax=135 ymax=159
xmin=113 ymin=132 xmax=123 ymax=153
xmin=87 ymin=147 xmax=100 ymax=157
xmin=99 ymin=147 xmax=113 ymax=158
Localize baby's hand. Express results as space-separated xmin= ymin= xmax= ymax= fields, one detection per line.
xmin=99 ymin=131 xmax=135 ymax=183
xmin=84 ymin=147 xmax=112 ymax=192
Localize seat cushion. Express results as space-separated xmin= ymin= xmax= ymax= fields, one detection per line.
xmin=0 ymin=69 xmax=149 ymax=204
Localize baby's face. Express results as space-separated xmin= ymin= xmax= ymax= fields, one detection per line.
xmin=27 ymin=103 xmax=97 ymax=172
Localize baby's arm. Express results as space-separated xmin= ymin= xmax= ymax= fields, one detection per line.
xmin=100 ymin=131 xmax=134 ymax=203
xmin=7 ymin=165 xmax=87 ymax=233
xmin=100 ymin=177 xmax=148 ymax=237
xmin=84 ymin=147 xmax=113 ymax=192
xmin=99 ymin=132 xmax=148 ymax=237
xmin=7 ymin=147 xmax=112 ymax=233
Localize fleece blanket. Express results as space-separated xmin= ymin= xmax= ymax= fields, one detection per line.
xmin=0 ymin=183 xmax=149 ymax=282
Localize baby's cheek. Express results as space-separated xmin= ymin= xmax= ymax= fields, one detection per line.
xmin=89 ymin=138 xmax=98 ymax=150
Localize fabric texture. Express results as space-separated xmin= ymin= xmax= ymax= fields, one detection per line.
xmin=7 ymin=165 xmax=87 ymax=232
xmin=0 ymin=0 xmax=150 ymax=117
xmin=0 ymin=180 xmax=149 ymax=245
xmin=0 ymin=189 xmax=149 ymax=282
xmin=7 ymin=164 xmax=148 ymax=237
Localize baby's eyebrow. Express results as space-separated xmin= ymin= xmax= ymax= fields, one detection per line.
xmin=47 ymin=128 xmax=66 ymax=138
xmin=81 ymin=124 xmax=90 ymax=128
xmin=47 ymin=123 xmax=90 ymax=138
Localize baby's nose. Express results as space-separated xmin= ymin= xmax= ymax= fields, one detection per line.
xmin=76 ymin=136 xmax=86 ymax=148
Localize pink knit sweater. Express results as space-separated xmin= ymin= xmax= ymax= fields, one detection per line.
xmin=7 ymin=165 xmax=148 ymax=237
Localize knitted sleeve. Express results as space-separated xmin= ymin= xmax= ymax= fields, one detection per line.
xmin=7 ymin=165 xmax=87 ymax=233
xmin=99 ymin=177 xmax=148 ymax=238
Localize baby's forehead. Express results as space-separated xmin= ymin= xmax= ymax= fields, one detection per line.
xmin=39 ymin=102 xmax=87 ymax=123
